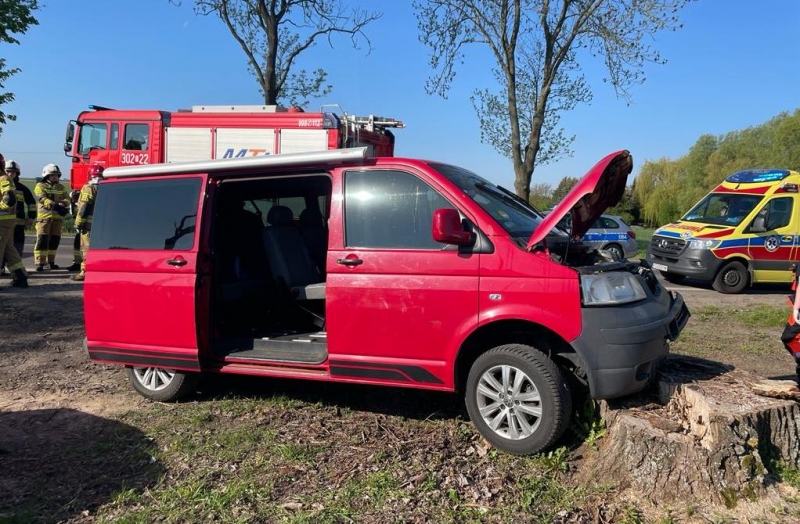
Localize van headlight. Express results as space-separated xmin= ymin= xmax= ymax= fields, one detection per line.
xmin=580 ymin=272 xmax=647 ymax=306
xmin=688 ymin=239 xmax=720 ymax=250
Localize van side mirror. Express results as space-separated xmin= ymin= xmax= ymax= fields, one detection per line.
xmin=432 ymin=208 xmax=473 ymax=245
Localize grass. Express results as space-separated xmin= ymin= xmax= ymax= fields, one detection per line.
xmin=67 ymin=393 xmax=618 ymax=524
xmin=632 ymin=225 xmax=654 ymax=258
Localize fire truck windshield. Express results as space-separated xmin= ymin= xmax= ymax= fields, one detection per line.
xmin=78 ymin=123 xmax=108 ymax=155
xmin=431 ymin=163 xmax=549 ymax=242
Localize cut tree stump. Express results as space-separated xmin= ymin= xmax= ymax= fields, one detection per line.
xmin=585 ymin=355 xmax=800 ymax=508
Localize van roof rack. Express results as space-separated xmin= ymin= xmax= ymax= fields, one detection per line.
xmin=103 ymin=147 xmax=369 ymax=179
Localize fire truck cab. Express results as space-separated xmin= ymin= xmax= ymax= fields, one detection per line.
xmin=64 ymin=104 xmax=403 ymax=190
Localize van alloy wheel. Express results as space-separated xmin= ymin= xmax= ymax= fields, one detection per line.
xmin=125 ymin=366 xmax=199 ymax=402
xmin=475 ymin=364 xmax=543 ymax=439
xmin=133 ymin=367 xmax=175 ymax=392
xmin=466 ymin=344 xmax=571 ymax=455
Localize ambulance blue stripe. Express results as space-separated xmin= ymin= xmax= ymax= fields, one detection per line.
xmin=717 ymin=238 xmax=750 ymax=248
xmin=717 ymin=236 xmax=796 ymax=249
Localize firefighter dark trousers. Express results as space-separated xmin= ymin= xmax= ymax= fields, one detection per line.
xmin=73 ymin=232 xmax=82 ymax=264
xmin=34 ymin=218 xmax=63 ymax=266
xmin=79 ymin=231 xmax=90 ymax=274
xmin=0 ymin=220 xmax=27 ymax=283
xmin=1 ymin=224 xmax=25 ymax=270
xmin=780 ymin=317 xmax=800 ymax=367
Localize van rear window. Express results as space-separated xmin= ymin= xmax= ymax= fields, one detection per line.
xmin=92 ymin=178 xmax=202 ymax=250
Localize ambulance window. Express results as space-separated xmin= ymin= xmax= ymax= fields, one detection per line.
xmin=78 ymin=123 xmax=108 ymax=155
xmin=124 ymin=123 xmax=149 ymax=151
xmin=92 ymin=178 xmax=202 ymax=250
xmin=764 ymin=197 xmax=793 ymax=230
xmin=344 ymin=170 xmax=454 ymax=249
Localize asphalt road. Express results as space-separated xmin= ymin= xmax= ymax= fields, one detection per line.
xmin=16 ymin=234 xmax=79 ymax=273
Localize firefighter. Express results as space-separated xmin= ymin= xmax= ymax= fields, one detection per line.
xmin=0 ymin=155 xmax=29 ymax=288
xmin=71 ymin=164 xmax=103 ymax=281
xmin=33 ymin=163 xmax=70 ymax=271
xmin=1 ymin=160 xmax=36 ymax=275
xmin=66 ymin=189 xmax=82 ymax=272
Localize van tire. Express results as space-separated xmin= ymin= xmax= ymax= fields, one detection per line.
xmin=712 ymin=261 xmax=748 ymax=294
xmin=465 ymin=344 xmax=571 ymax=455
xmin=125 ymin=366 xmax=199 ymax=402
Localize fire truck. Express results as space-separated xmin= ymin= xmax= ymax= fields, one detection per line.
xmin=63 ymin=104 xmax=404 ymax=190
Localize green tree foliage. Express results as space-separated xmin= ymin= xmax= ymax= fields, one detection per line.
xmin=176 ymin=0 xmax=379 ymax=106
xmin=607 ymin=185 xmax=640 ymax=225
xmin=414 ymin=0 xmax=694 ymax=201
xmin=551 ymin=176 xmax=579 ymax=203
xmin=635 ymin=109 xmax=800 ymax=226
xmin=528 ymin=181 xmax=553 ymax=210
xmin=0 ymin=0 xmax=39 ymax=137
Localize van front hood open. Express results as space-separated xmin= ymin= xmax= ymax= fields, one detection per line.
xmin=527 ymin=150 xmax=633 ymax=250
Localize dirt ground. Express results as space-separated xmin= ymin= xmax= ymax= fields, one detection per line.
xmin=0 ymin=271 xmax=797 ymax=522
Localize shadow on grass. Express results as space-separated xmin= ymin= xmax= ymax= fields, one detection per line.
xmin=0 ymin=408 xmax=163 ymax=524
xmin=195 ymin=373 xmax=465 ymax=423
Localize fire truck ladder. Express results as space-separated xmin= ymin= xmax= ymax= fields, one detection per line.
xmin=344 ymin=114 xmax=405 ymax=132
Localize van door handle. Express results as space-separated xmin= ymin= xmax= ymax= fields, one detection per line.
xmin=337 ymin=258 xmax=363 ymax=266
xmin=166 ymin=258 xmax=188 ymax=267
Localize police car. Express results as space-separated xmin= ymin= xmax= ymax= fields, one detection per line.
xmin=553 ymin=213 xmax=639 ymax=259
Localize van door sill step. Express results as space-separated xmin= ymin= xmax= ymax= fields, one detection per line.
xmin=215 ymin=335 xmax=328 ymax=364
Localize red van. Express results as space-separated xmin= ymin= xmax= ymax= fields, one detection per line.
xmin=83 ymin=147 xmax=689 ymax=454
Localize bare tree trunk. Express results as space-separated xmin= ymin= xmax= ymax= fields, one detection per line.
xmin=580 ymin=356 xmax=800 ymax=508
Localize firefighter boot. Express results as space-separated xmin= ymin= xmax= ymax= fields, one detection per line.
xmin=11 ymin=269 xmax=28 ymax=288
xmin=66 ymin=263 xmax=81 ymax=272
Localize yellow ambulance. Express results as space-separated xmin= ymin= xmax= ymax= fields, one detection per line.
xmin=647 ymin=168 xmax=800 ymax=293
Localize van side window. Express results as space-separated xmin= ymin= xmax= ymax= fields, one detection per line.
xmin=92 ymin=178 xmax=202 ymax=250
xmin=344 ymin=170 xmax=453 ymax=249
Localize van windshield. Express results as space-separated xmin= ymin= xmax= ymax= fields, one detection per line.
xmin=430 ymin=162 xmax=558 ymax=243
xmin=682 ymin=192 xmax=763 ymax=226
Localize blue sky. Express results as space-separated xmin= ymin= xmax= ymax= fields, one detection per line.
xmin=0 ymin=1 xmax=798 ymax=190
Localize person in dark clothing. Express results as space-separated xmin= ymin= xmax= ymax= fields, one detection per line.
xmin=780 ymin=265 xmax=800 ymax=377
xmin=2 ymin=160 xmax=36 ymax=276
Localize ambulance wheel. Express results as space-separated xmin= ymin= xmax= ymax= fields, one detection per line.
xmin=660 ymin=272 xmax=686 ymax=284
xmin=125 ymin=366 xmax=199 ymax=402
xmin=465 ymin=344 xmax=571 ymax=455
xmin=712 ymin=261 xmax=748 ymax=294
xmin=604 ymin=243 xmax=624 ymax=260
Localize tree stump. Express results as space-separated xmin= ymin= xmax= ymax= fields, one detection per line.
xmin=585 ymin=355 xmax=800 ymax=508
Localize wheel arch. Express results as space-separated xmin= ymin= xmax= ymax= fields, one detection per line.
xmin=713 ymin=256 xmax=752 ymax=288
xmin=453 ymin=319 xmax=578 ymax=394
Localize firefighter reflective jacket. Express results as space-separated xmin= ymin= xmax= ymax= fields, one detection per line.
xmin=13 ymin=179 xmax=36 ymax=226
xmin=74 ymin=183 xmax=99 ymax=231
xmin=0 ymin=174 xmax=18 ymax=222
xmin=34 ymin=180 xmax=70 ymax=220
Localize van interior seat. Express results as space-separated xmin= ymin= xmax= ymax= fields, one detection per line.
xmin=298 ymin=207 xmax=328 ymax=274
xmin=262 ymin=205 xmax=326 ymax=300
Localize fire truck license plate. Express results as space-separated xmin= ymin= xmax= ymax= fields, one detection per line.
xmin=652 ymin=263 xmax=668 ymax=272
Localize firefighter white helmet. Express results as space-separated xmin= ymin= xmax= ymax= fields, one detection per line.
xmin=42 ymin=163 xmax=62 ymax=177
xmin=5 ymin=160 xmax=20 ymax=174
